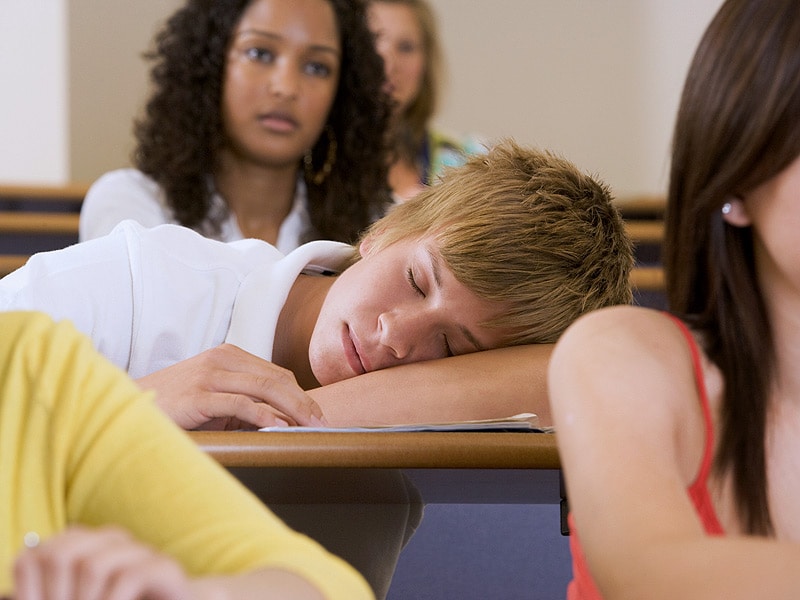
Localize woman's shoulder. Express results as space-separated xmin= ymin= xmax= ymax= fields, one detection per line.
xmin=560 ymin=304 xmax=681 ymax=342
xmin=553 ymin=305 xmax=697 ymax=383
xmin=87 ymin=168 xmax=161 ymax=194
xmin=80 ymin=169 xmax=172 ymax=241
xmin=550 ymin=305 xmax=706 ymax=452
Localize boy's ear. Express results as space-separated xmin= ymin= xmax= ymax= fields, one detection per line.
xmin=721 ymin=196 xmax=751 ymax=227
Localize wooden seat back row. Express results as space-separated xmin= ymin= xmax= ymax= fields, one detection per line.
xmin=616 ymin=195 xmax=667 ymax=305
xmin=0 ymin=184 xmax=87 ymax=277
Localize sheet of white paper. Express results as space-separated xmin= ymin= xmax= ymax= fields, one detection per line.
xmin=258 ymin=412 xmax=554 ymax=433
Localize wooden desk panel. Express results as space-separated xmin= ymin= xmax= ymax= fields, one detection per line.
xmin=190 ymin=431 xmax=562 ymax=505
xmin=190 ymin=431 xmax=560 ymax=469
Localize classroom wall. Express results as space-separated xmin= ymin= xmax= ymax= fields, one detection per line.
xmin=67 ymin=0 xmax=183 ymax=182
xmin=0 ymin=0 xmax=722 ymax=197
xmin=430 ymin=0 xmax=723 ymax=197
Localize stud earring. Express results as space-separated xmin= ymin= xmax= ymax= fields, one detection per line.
xmin=721 ymin=202 xmax=732 ymax=215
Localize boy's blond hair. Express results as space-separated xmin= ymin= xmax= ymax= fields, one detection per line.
xmin=361 ymin=139 xmax=633 ymax=345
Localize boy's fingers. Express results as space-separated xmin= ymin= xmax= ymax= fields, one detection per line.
xmin=187 ymin=344 xmax=327 ymax=424
xmin=246 ymin=375 xmax=326 ymax=426
xmin=195 ymin=393 xmax=295 ymax=430
xmin=141 ymin=344 xmax=328 ymax=429
xmin=213 ymin=362 xmax=327 ymax=426
xmin=202 ymin=391 xmax=326 ymax=429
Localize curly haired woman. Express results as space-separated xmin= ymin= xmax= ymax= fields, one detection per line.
xmin=80 ymin=0 xmax=392 ymax=250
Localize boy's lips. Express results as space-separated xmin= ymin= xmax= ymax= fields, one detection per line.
xmin=342 ymin=325 xmax=368 ymax=375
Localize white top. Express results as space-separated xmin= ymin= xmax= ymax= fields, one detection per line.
xmin=80 ymin=169 xmax=311 ymax=254
xmin=0 ymin=221 xmax=353 ymax=378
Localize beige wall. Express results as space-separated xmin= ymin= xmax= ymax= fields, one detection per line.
xmin=0 ymin=1 xmax=68 ymax=183
xmin=1 ymin=0 xmax=723 ymax=197
xmin=67 ymin=0 xmax=183 ymax=183
xmin=428 ymin=0 xmax=722 ymax=197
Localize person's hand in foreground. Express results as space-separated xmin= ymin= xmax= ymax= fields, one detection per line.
xmin=13 ymin=526 xmax=193 ymax=600
xmin=13 ymin=525 xmax=326 ymax=600
xmin=137 ymin=344 xmax=327 ymax=430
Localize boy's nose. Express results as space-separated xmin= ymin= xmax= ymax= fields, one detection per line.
xmin=378 ymin=311 xmax=411 ymax=360
xmin=378 ymin=310 xmax=441 ymax=363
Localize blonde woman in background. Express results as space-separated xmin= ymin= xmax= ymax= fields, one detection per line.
xmin=367 ymin=0 xmax=484 ymax=202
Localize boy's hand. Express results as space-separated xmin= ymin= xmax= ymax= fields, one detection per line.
xmin=136 ymin=344 xmax=328 ymax=430
xmin=13 ymin=526 xmax=193 ymax=600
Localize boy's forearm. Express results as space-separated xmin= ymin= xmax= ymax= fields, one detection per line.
xmin=308 ymin=344 xmax=553 ymax=427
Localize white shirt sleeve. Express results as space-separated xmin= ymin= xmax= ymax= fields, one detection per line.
xmin=80 ymin=169 xmax=174 ymax=241
xmin=1 ymin=221 xmax=287 ymax=377
xmin=0 ymin=225 xmax=138 ymax=370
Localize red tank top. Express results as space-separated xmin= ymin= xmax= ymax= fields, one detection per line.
xmin=566 ymin=314 xmax=724 ymax=600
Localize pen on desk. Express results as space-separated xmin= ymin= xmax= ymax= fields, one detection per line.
xmin=302 ymin=265 xmax=337 ymax=277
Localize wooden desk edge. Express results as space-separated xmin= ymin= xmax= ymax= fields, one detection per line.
xmin=190 ymin=431 xmax=561 ymax=469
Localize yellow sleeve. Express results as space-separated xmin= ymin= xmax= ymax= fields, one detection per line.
xmin=0 ymin=311 xmax=372 ymax=600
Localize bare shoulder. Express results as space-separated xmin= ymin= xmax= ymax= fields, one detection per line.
xmin=553 ymin=305 xmax=689 ymax=368
xmin=549 ymin=305 xmax=699 ymax=435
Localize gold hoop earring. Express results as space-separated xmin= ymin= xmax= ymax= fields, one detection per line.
xmin=304 ymin=125 xmax=337 ymax=186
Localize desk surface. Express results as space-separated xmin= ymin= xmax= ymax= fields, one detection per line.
xmin=190 ymin=430 xmax=560 ymax=469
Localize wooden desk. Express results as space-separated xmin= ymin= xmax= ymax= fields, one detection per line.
xmin=190 ymin=431 xmax=562 ymax=505
xmin=192 ymin=432 xmax=567 ymax=595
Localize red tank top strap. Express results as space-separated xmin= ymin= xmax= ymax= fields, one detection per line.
xmin=565 ymin=312 xmax=726 ymax=600
xmin=663 ymin=313 xmax=725 ymax=535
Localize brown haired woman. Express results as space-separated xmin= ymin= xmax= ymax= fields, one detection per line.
xmin=549 ymin=0 xmax=800 ymax=598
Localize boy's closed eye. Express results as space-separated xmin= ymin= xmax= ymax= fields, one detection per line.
xmin=406 ymin=267 xmax=424 ymax=296
xmin=406 ymin=267 xmax=459 ymax=357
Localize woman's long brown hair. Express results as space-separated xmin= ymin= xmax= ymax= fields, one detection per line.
xmin=666 ymin=0 xmax=800 ymax=534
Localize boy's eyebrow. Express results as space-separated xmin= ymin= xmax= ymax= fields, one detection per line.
xmin=426 ymin=248 xmax=485 ymax=352
xmin=235 ymin=29 xmax=341 ymax=58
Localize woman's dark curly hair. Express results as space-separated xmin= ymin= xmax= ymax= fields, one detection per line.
xmin=134 ymin=0 xmax=391 ymax=244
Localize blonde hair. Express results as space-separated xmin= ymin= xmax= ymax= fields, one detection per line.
xmin=369 ymin=0 xmax=442 ymax=162
xmin=361 ymin=139 xmax=634 ymax=345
